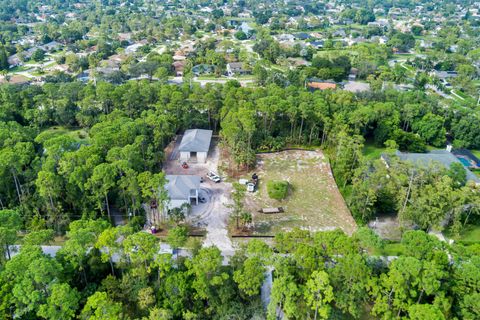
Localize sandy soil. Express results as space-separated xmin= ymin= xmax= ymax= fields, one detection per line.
xmin=164 ymin=136 xmax=235 ymax=255
xmin=244 ymin=150 xmax=357 ymax=235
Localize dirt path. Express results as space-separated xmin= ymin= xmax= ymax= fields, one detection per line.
xmin=196 ymin=182 xmax=234 ymax=255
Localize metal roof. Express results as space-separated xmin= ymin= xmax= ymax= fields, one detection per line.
xmin=165 ymin=175 xmax=201 ymax=200
xmin=178 ymin=129 xmax=212 ymax=153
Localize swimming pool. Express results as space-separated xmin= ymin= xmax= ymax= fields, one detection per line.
xmin=458 ymin=157 xmax=471 ymax=167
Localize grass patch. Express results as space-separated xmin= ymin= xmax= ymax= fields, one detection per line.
xmin=362 ymin=142 xmax=386 ymax=161
xmin=196 ymin=75 xmax=222 ymax=80
xmin=244 ymin=150 xmax=356 ymax=235
xmin=471 ymin=150 xmax=480 ymax=159
xmin=372 ymin=242 xmax=405 ymax=256
xmin=267 ymin=180 xmax=289 ymax=200
xmin=7 ymin=65 xmax=30 ymax=73
xmin=37 ymin=126 xmax=90 ymax=143
xmin=470 ymin=168 xmax=480 ymax=178
xmin=444 ymin=224 xmax=480 ymax=244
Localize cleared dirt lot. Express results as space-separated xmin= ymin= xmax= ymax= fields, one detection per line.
xmin=244 ymin=150 xmax=357 ymax=235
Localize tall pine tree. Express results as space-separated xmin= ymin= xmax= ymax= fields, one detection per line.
xmin=0 ymin=45 xmax=9 ymax=70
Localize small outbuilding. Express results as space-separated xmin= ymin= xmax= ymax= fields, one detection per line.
xmin=178 ymin=129 xmax=213 ymax=163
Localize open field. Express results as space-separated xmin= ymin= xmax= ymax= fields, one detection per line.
xmin=244 ymin=150 xmax=357 ymax=235
xmin=38 ymin=126 xmax=90 ymax=143
xmin=362 ymin=142 xmax=386 ymax=161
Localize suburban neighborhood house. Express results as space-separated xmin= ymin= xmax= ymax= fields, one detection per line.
xmin=164 ymin=175 xmax=201 ymax=213
xmin=179 ymin=129 xmax=213 ymax=163
xmin=382 ymin=150 xmax=480 ymax=184
xmin=226 ymin=62 xmax=249 ymax=77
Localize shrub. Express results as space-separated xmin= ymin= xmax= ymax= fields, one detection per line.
xmin=267 ymin=180 xmax=289 ymax=200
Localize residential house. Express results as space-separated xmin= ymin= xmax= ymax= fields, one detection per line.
xmin=40 ymin=41 xmax=61 ymax=52
xmin=125 ymin=43 xmax=144 ymax=54
xmin=332 ymin=29 xmax=346 ymax=37
xmin=433 ymin=70 xmax=458 ymax=80
xmin=165 ymin=175 xmax=201 ymax=212
xmin=294 ymin=32 xmax=312 ymax=40
xmin=226 ymin=62 xmax=250 ymax=76
xmin=309 ymin=40 xmax=324 ymax=49
xmin=192 ymin=64 xmax=214 ymax=76
xmin=347 ymin=36 xmax=367 ymax=46
xmin=7 ymin=55 xmax=22 ymax=67
xmin=371 ymin=36 xmax=389 ymax=44
xmin=173 ymin=54 xmax=187 ymax=61
xmin=382 ymin=150 xmax=480 ymax=184
xmin=238 ymin=22 xmax=253 ymax=35
xmin=172 ymin=60 xmax=186 ymax=76
xmin=178 ymin=129 xmax=213 ymax=163
xmin=343 ymin=81 xmax=371 ymax=93
xmin=275 ymin=34 xmax=295 ymax=42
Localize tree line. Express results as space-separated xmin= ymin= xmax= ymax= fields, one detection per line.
xmin=1 ymin=80 xmax=479 ymax=231
xmin=0 ymin=218 xmax=479 ymax=320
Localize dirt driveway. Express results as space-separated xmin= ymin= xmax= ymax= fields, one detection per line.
xmin=164 ymin=136 xmax=234 ymax=254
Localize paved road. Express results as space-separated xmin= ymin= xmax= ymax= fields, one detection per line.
xmin=168 ymin=76 xmax=254 ymax=87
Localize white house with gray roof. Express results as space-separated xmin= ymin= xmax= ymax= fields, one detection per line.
xmin=165 ymin=175 xmax=201 ymax=212
xmin=179 ymin=129 xmax=212 ymax=163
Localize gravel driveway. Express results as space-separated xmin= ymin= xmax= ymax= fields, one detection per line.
xmin=164 ymin=136 xmax=234 ymax=255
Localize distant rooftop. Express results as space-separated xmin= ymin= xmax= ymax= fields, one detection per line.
xmin=394 ymin=150 xmax=479 ymax=183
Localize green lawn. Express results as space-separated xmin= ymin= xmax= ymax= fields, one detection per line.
xmin=444 ymin=224 xmax=480 ymax=244
xmin=37 ymin=126 xmax=89 ymax=143
xmin=425 ymin=145 xmax=444 ymax=151
xmin=362 ymin=142 xmax=386 ymax=161
xmin=372 ymin=242 xmax=406 ymax=256
xmin=470 ymin=166 xmax=480 ymax=178
xmin=196 ymin=75 xmax=221 ymax=80
xmin=362 ymin=142 xmax=446 ymax=161
xmin=7 ymin=65 xmax=30 ymax=73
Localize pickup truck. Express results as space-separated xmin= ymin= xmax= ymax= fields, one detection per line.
xmin=206 ymin=171 xmax=221 ymax=183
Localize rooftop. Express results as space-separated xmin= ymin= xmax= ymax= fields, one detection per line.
xmin=178 ymin=129 xmax=213 ymax=153
xmin=307 ymin=81 xmax=337 ymax=90
xmin=165 ymin=175 xmax=201 ymax=200
xmin=394 ymin=150 xmax=480 ymax=183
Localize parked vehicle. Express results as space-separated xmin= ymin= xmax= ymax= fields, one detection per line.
xmin=206 ymin=171 xmax=221 ymax=183
xmin=248 ymin=173 xmax=259 ymax=192
xmin=181 ymin=162 xmax=189 ymax=169
xmin=238 ymin=178 xmax=249 ymax=185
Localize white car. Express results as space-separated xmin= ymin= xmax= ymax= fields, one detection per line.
xmin=238 ymin=178 xmax=249 ymax=185
xmin=206 ymin=171 xmax=221 ymax=183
